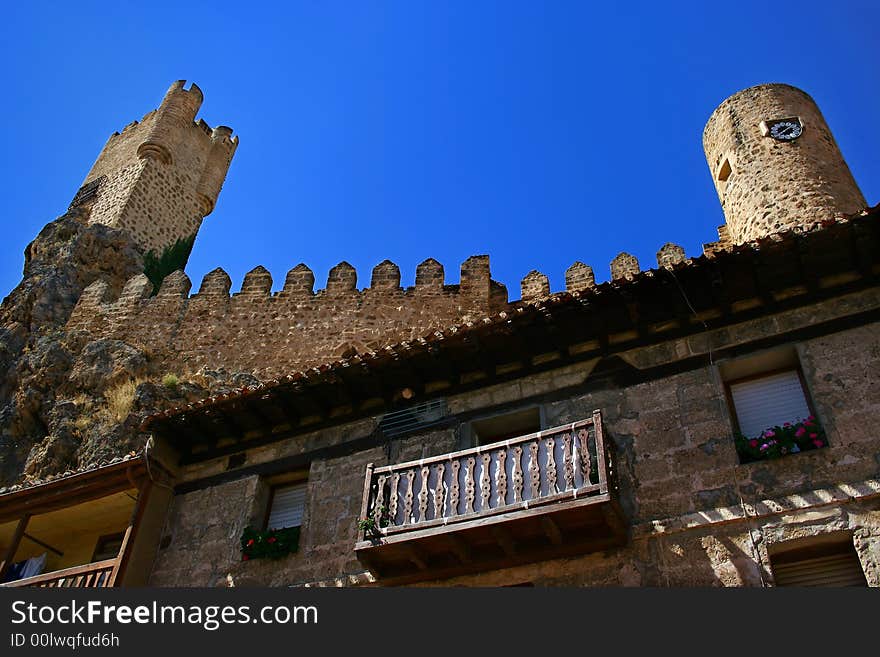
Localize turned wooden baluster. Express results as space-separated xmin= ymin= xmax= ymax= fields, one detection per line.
xmin=417 ymin=465 xmax=430 ymax=522
xmin=389 ymin=472 xmax=400 ymax=524
xmin=480 ymin=453 xmax=492 ymax=511
xmin=512 ymin=446 xmax=524 ymax=503
xmin=545 ymin=435 xmax=558 ymax=494
xmin=495 ymin=448 xmax=508 ymax=507
xmin=374 ymin=474 xmax=387 ymax=524
xmin=578 ymin=428 xmax=593 ymax=485
xmin=449 ymin=460 xmax=461 ymax=516
xmin=528 ymin=441 xmax=541 ymax=499
xmin=402 ymin=470 xmax=415 ymax=524
xmin=433 ymin=462 xmax=446 ymax=519
xmin=562 ymin=432 xmax=575 ymax=491
xmin=464 ymin=457 xmax=477 ymax=514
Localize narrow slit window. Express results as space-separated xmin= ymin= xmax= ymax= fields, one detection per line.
xmin=717 ymin=157 xmax=732 ymax=182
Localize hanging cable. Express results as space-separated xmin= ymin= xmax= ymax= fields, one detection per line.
xmin=664 ymin=266 xmax=767 ymax=585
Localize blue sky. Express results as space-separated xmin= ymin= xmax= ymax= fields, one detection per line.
xmin=1 ymin=2 xmax=877 ymax=301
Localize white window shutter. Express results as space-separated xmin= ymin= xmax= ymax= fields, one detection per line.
xmin=267 ymin=482 xmax=307 ymax=530
xmin=729 ymin=371 xmax=812 ymax=438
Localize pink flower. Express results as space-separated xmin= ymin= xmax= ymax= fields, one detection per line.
xmin=808 ymin=415 xmax=815 ymax=421
xmin=764 ymin=430 xmax=776 ymax=438
xmin=813 ymin=439 xmax=823 ymax=448
xmin=809 ymin=433 xmax=817 ymax=439
xmin=783 ymin=422 xmax=791 ymax=427
xmin=749 ymin=439 xmax=759 ymax=448
xmin=760 ymin=443 xmax=769 ymax=451
xmin=795 ymin=427 xmax=806 ymax=438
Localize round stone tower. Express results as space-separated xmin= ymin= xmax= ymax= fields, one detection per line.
xmin=703 ymin=83 xmax=866 ymax=244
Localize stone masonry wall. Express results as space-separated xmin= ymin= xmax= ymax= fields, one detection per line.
xmin=703 ymin=83 xmax=866 ymax=244
xmin=66 ymin=257 xmax=508 ymax=380
xmin=147 ymin=301 xmax=880 ymax=586
xmin=115 ymin=157 xmax=206 ymax=254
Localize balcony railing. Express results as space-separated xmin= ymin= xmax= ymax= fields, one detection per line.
xmin=3 ymin=559 xmax=118 ymax=588
xmin=356 ymin=411 xmax=621 ymax=581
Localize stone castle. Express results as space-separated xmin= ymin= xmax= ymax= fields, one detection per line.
xmin=59 ymin=81 xmax=866 ymax=379
xmin=0 ymin=81 xmax=877 ymax=588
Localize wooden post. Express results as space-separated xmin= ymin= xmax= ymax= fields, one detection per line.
xmin=0 ymin=515 xmax=30 ymax=581
xmin=592 ymin=409 xmax=609 ymax=494
xmin=358 ymin=463 xmax=374 ymax=542
xmin=108 ymin=480 xmax=152 ymax=587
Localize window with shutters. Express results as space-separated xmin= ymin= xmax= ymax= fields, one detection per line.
xmin=265 ymin=480 xmax=308 ymax=531
xmin=769 ymin=534 xmax=868 ymax=587
xmin=719 ymin=347 xmax=827 ymax=463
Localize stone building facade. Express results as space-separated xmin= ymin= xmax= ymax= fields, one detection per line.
xmin=1 ymin=81 xmax=877 ymax=588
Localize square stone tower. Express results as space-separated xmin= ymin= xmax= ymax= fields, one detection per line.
xmin=70 ymin=81 xmax=238 ymax=257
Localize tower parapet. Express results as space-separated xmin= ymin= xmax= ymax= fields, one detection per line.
xmin=73 ymin=81 xmax=238 ymax=258
xmin=703 ymin=83 xmax=865 ymax=245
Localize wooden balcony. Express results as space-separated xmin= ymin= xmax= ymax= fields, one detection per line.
xmin=356 ymin=410 xmax=626 ymax=584
xmin=0 ymin=457 xmax=157 ymax=589
xmin=4 ymin=558 xmax=117 ymax=588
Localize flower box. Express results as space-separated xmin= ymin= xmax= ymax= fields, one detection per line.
xmin=734 ymin=416 xmax=827 ymax=464
xmin=240 ymin=526 xmax=300 ymax=561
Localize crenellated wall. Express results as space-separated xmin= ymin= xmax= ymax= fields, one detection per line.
xmin=64 ymin=239 xmax=702 ymax=380
xmin=66 ymin=256 xmax=511 ymax=380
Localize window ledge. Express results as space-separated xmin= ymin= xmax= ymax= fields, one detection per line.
xmin=734 ymin=417 xmax=828 ymax=464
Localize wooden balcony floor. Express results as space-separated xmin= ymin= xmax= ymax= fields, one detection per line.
xmin=356 ymin=494 xmax=627 ymax=585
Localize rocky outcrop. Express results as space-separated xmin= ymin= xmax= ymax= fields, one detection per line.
xmin=0 ymin=210 xmax=240 ymax=487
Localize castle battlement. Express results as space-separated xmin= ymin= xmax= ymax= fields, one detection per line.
xmin=62 ymin=238 xmax=703 ymax=379
xmin=65 ymin=256 xmax=509 ymax=379
xmin=55 ymin=80 xmax=869 ymax=386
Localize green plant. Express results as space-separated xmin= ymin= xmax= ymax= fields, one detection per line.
xmin=143 ymin=234 xmax=196 ymax=296
xmin=240 ymin=526 xmax=300 ymax=561
xmin=734 ymin=415 xmax=827 ymax=463
xmin=357 ymin=517 xmax=377 ymax=534
xmin=358 ymin=505 xmax=390 ymax=537
xmin=161 ymin=373 xmax=179 ymax=389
